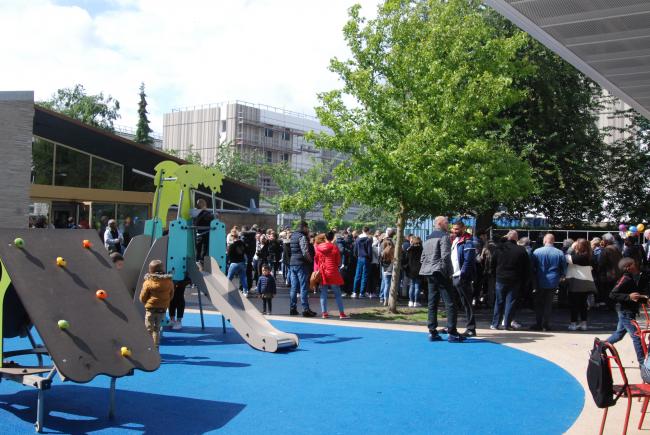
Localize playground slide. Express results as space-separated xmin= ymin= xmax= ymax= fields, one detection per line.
xmin=189 ymin=258 xmax=299 ymax=352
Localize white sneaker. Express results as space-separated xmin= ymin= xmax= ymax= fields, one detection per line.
xmin=368 ymin=293 xmax=374 ymax=299
xmin=408 ymin=301 xmax=414 ymax=307
xmin=510 ymin=321 xmax=522 ymax=330
xmin=172 ymin=320 xmax=182 ymax=330
xmin=579 ymin=322 xmax=588 ymax=331
xmin=379 ymin=298 xmax=384 ymax=304
xmin=414 ymin=302 xmax=422 ymax=307
xmin=351 ymin=293 xmax=357 ymax=299
xmin=568 ymin=322 xmax=578 ymax=331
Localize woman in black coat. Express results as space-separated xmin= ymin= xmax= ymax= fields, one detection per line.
xmin=406 ymin=236 xmax=423 ymax=307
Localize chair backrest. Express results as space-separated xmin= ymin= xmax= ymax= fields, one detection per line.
xmin=602 ymin=341 xmax=630 ymax=397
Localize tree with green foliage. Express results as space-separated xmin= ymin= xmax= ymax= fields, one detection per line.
xmin=602 ymin=110 xmax=650 ymax=222
xmin=313 ymin=0 xmax=535 ymax=312
xmin=264 ymin=160 xmax=337 ymax=221
xmin=214 ymin=140 xmax=260 ymax=186
xmin=39 ymin=84 xmax=120 ymax=132
xmin=482 ymin=18 xmax=606 ymax=229
xmin=135 ymin=82 xmax=154 ymax=145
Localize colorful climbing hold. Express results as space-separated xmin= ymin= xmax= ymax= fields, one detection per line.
xmin=120 ymin=346 xmax=132 ymax=357
xmin=58 ymin=320 xmax=70 ymax=330
xmin=13 ymin=238 xmax=24 ymax=248
xmin=56 ymin=257 xmax=67 ymax=267
xmin=96 ymin=289 xmax=108 ymax=299
xmin=82 ymin=239 xmax=92 ymax=249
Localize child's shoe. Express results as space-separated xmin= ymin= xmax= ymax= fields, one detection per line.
xmin=172 ymin=319 xmax=182 ymax=330
xmin=408 ymin=301 xmax=414 ymax=307
xmin=568 ymin=322 xmax=578 ymax=331
xmin=579 ymin=321 xmax=588 ymax=331
xmin=322 ymin=312 xmax=329 ymax=319
xmin=339 ymin=312 xmax=349 ymax=319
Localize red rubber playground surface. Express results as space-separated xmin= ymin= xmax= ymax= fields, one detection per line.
xmin=0 ymin=313 xmax=583 ymax=434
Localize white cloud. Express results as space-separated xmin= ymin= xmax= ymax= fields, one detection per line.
xmin=0 ymin=0 xmax=380 ymax=133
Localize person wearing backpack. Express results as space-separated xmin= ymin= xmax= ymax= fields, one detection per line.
xmin=606 ymin=257 xmax=650 ymax=365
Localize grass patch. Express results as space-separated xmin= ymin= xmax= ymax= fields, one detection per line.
xmin=349 ymin=307 xmax=445 ymax=323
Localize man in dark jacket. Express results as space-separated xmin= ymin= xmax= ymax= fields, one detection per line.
xmin=450 ymin=221 xmax=477 ymax=337
xmin=420 ymin=216 xmax=463 ymax=342
xmin=241 ymin=225 xmax=257 ymax=289
xmin=491 ymin=230 xmax=530 ymax=331
xmin=193 ymin=199 xmax=214 ymax=267
xmin=288 ymin=221 xmax=316 ymax=317
xmin=352 ymin=226 xmax=373 ymax=298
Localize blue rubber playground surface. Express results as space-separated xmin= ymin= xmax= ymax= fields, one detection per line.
xmin=0 ymin=313 xmax=583 ymax=434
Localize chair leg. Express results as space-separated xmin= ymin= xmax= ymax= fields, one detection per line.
xmin=639 ymin=397 xmax=649 ymax=430
xmin=600 ymin=407 xmax=608 ymax=435
xmin=623 ymin=396 xmax=632 ymax=435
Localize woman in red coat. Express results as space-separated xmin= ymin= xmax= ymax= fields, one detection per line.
xmin=314 ymin=231 xmax=349 ymax=319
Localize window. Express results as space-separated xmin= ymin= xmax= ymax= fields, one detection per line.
xmin=128 ymin=171 xmax=155 ymax=192
xmin=92 ymin=202 xmax=116 ymax=233
xmin=262 ymin=177 xmax=271 ymax=190
xmin=282 ymin=129 xmax=290 ymax=141
xmin=91 ymin=157 xmax=123 ymax=190
xmin=54 ymin=145 xmax=90 ymax=188
xmin=117 ymin=204 xmax=149 ymax=239
xmin=221 ymin=120 xmax=227 ymax=132
xmin=264 ymin=127 xmax=273 ymax=138
xmin=266 ymin=151 xmax=273 ymax=163
xmin=281 ymin=153 xmax=289 ymax=163
xmin=32 ymin=138 xmax=54 ymax=185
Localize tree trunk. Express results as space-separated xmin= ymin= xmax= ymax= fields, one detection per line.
xmin=475 ymin=207 xmax=496 ymax=235
xmin=388 ymin=203 xmax=406 ymax=314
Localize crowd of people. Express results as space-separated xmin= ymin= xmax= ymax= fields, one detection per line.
xmin=55 ymin=200 xmax=650 ymax=353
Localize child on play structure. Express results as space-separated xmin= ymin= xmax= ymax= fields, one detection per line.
xmin=139 ymin=260 xmax=174 ymax=348
xmin=257 ymin=264 xmax=276 ymax=315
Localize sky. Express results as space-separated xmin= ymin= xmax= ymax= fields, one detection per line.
xmin=0 ymin=0 xmax=380 ymax=134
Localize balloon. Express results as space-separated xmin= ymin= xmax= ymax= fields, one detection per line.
xmin=627 ymin=231 xmax=632 ymax=237
xmin=619 ymin=224 xmax=627 ymax=232
xmin=638 ymin=224 xmax=645 ymax=233
xmin=630 ymin=225 xmax=638 ymax=234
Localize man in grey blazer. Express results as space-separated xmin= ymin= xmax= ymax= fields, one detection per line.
xmin=420 ymin=216 xmax=463 ymax=342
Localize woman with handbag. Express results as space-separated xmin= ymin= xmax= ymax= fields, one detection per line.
xmin=314 ymin=231 xmax=349 ymax=319
xmin=566 ymin=238 xmax=597 ymax=331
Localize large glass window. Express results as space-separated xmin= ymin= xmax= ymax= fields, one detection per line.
xmin=91 ymin=157 xmax=122 ymax=190
xmin=55 ymin=145 xmax=90 ymax=188
xmin=128 ymin=172 xmax=155 ymax=192
xmin=92 ymin=202 xmax=116 ymax=235
xmin=32 ymin=138 xmax=54 ymax=185
xmin=117 ymin=204 xmax=149 ymax=243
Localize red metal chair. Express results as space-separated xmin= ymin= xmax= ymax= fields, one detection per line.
xmin=599 ymin=341 xmax=650 ymax=435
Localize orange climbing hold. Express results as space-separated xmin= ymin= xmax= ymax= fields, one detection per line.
xmin=82 ymin=239 xmax=92 ymax=249
xmin=96 ymin=289 xmax=108 ymax=299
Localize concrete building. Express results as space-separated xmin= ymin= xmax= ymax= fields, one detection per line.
xmin=162 ymin=101 xmax=341 ymax=196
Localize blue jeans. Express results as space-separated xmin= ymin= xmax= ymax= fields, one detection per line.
xmin=380 ymin=274 xmax=392 ymax=301
xmin=320 ymin=285 xmax=345 ymax=313
xmin=289 ymin=265 xmax=310 ymax=310
xmin=492 ymin=281 xmax=516 ymax=328
xmin=608 ymin=310 xmax=644 ymax=364
xmin=409 ymin=279 xmax=421 ymax=303
xmin=353 ymin=257 xmax=369 ymax=295
xmin=227 ymin=262 xmax=248 ymax=292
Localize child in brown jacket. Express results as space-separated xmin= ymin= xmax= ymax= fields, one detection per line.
xmin=139 ymin=260 xmax=174 ymax=348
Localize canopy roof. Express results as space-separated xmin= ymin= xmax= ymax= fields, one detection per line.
xmin=484 ymin=0 xmax=650 ymax=120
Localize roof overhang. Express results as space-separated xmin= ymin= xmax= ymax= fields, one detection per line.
xmin=484 ymin=0 xmax=650 ymax=120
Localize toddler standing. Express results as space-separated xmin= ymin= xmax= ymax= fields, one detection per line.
xmin=257 ymin=264 xmax=276 ymax=315
xmin=139 ymin=260 xmax=174 ymax=348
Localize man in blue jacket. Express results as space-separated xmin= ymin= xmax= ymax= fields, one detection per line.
xmin=288 ymin=221 xmax=317 ymax=317
xmin=532 ymin=233 xmax=567 ymax=331
xmin=352 ymin=226 xmax=373 ymax=298
xmin=451 ymin=221 xmax=477 ymax=337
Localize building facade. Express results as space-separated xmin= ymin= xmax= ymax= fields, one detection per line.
xmin=0 ymin=91 xmax=263 ymax=231
xmin=162 ymin=101 xmax=341 ymax=197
